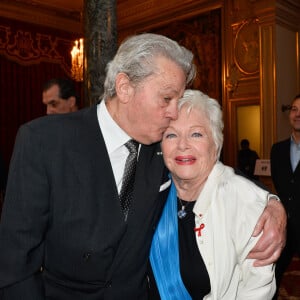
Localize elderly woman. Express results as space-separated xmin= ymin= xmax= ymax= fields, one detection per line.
xmin=149 ymin=90 xmax=276 ymax=299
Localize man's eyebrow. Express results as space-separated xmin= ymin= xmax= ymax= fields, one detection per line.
xmin=160 ymin=87 xmax=182 ymax=96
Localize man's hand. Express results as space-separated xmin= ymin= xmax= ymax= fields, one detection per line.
xmin=247 ymin=198 xmax=287 ymax=266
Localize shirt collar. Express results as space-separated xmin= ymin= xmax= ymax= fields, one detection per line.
xmin=97 ymin=100 xmax=131 ymax=154
xmin=291 ymin=134 xmax=300 ymax=146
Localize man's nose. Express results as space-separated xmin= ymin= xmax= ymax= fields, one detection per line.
xmin=166 ymin=101 xmax=178 ymax=120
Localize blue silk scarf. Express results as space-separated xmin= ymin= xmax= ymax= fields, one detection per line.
xmin=150 ymin=180 xmax=192 ymax=300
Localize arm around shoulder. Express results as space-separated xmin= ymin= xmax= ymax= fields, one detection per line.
xmin=247 ymin=196 xmax=287 ymax=266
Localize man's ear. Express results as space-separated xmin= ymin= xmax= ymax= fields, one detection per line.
xmin=115 ymin=73 xmax=133 ymax=103
xmin=68 ymin=96 xmax=76 ymax=108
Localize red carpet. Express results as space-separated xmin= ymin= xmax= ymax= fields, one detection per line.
xmin=278 ymin=255 xmax=300 ymax=300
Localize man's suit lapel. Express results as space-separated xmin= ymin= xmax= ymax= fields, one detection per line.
xmin=282 ymin=138 xmax=300 ymax=174
xmin=106 ymin=142 xmax=168 ymax=278
xmin=69 ymin=106 xmax=169 ymax=282
xmin=69 ymin=105 xmax=123 ymax=221
xmin=281 ymin=139 xmax=294 ymax=174
xmin=277 ymin=138 xmax=300 ymax=175
xmin=131 ymin=143 xmax=166 ymax=219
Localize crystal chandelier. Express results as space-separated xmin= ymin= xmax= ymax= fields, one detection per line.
xmin=71 ymin=38 xmax=84 ymax=82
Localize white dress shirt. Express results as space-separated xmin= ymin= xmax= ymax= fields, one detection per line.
xmin=290 ymin=135 xmax=300 ymax=172
xmin=97 ymin=100 xmax=135 ymax=193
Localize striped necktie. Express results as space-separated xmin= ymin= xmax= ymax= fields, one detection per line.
xmin=119 ymin=139 xmax=139 ymax=220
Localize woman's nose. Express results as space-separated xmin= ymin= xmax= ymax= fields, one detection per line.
xmin=178 ymin=137 xmax=189 ymax=150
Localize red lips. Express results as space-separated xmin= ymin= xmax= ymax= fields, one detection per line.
xmin=175 ymin=155 xmax=196 ymax=165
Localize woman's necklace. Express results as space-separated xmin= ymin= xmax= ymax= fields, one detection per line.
xmin=177 ymin=197 xmax=195 ymax=219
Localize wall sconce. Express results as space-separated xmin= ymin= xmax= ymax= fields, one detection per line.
xmin=281 ymin=104 xmax=291 ymax=112
xmin=71 ymin=38 xmax=84 ymax=82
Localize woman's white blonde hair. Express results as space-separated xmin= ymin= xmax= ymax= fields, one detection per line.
xmin=178 ymin=89 xmax=224 ymax=159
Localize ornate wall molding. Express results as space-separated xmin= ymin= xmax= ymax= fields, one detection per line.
xmin=276 ymin=0 xmax=300 ymax=30
xmin=0 ymin=19 xmax=77 ymax=77
xmin=233 ymin=18 xmax=260 ymax=75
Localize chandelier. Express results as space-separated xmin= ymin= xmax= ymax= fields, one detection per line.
xmin=71 ymin=38 xmax=84 ymax=82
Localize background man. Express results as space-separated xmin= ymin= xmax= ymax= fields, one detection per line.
xmin=238 ymin=138 xmax=260 ymax=180
xmin=271 ymin=93 xmax=300 ymax=299
xmin=42 ymin=77 xmax=79 ymax=114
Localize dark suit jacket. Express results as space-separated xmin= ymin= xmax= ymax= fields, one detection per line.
xmin=0 ymin=105 xmax=170 ymax=300
xmin=270 ymin=138 xmax=300 ymax=231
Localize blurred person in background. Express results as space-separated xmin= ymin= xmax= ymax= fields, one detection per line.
xmin=42 ymin=77 xmax=79 ymax=114
xmin=238 ymin=138 xmax=259 ymax=180
xmin=270 ymin=93 xmax=300 ymax=299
